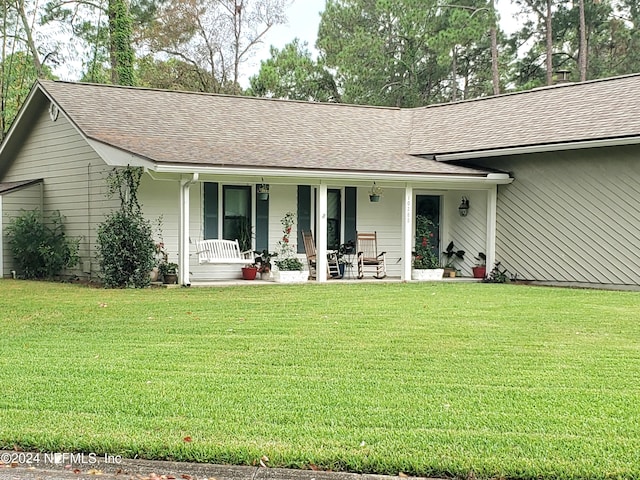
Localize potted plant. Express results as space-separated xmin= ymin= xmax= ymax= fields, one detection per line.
xmin=337 ymin=240 xmax=355 ymax=278
xmin=241 ymin=263 xmax=258 ymax=280
xmin=369 ymin=183 xmax=383 ymax=202
xmin=412 ymin=215 xmax=443 ymax=281
xmin=442 ymin=241 xmax=465 ymax=277
xmin=159 ymin=262 xmax=178 ymax=284
xmin=472 ymin=252 xmax=487 ymax=279
xmin=257 ymin=184 xmax=270 ymax=201
xmin=273 ymin=212 xmax=307 ymax=282
xmin=151 ymin=217 xmax=167 ymax=283
xmin=150 ymin=241 xmax=166 ymax=282
xmin=254 ymin=249 xmax=276 ymax=280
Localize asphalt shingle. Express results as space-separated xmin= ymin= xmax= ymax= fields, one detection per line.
xmin=409 ymin=74 xmax=640 ymax=156
xmin=37 ymin=80 xmax=490 ymax=176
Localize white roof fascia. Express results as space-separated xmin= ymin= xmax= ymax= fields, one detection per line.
xmin=436 ymin=136 xmax=640 ymax=161
xmin=151 ymin=164 xmax=513 ymax=185
xmin=0 ymin=83 xmax=44 ymax=161
xmin=85 ymin=139 xmax=156 ymax=168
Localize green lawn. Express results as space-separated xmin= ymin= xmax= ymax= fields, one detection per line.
xmin=1 ymin=280 xmax=639 ymax=480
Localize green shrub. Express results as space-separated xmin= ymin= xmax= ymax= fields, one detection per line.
xmin=6 ymin=209 xmax=79 ymax=279
xmin=95 ymin=166 xmax=155 ymax=288
xmin=96 ymin=209 xmax=155 ymax=288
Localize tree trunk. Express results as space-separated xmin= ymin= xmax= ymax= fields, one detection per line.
xmin=578 ymin=0 xmax=587 ymax=81
xmin=108 ymin=0 xmax=135 ymax=86
xmin=451 ymin=46 xmax=458 ymax=102
xmin=546 ymin=0 xmax=553 ymax=85
xmin=490 ymin=0 xmax=500 ymax=95
xmin=16 ymin=0 xmax=42 ymax=77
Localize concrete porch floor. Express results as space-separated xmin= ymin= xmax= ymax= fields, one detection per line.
xmin=172 ymin=276 xmax=483 ymax=288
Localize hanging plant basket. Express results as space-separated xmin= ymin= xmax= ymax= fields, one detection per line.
xmin=369 ymin=183 xmax=383 ymax=202
xmin=257 ymin=184 xmax=270 ymax=201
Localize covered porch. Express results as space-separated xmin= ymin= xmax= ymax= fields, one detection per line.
xmin=143 ymin=167 xmax=513 ymax=286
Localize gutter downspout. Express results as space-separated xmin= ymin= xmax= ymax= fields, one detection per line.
xmin=179 ymin=173 xmax=199 ymax=286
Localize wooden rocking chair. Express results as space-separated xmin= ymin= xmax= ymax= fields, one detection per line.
xmin=302 ymin=230 xmax=341 ymax=280
xmin=356 ymin=231 xmax=387 ymax=279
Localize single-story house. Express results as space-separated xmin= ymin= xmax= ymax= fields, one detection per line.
xmin=0 ymin=74 xmax=639 ymax=286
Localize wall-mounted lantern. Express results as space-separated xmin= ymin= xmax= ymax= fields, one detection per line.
xmin=458 ymin=196 xmax=470 ymax=216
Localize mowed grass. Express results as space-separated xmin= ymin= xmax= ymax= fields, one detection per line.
xmin=0 ymin=280 xmax=639 ymax=479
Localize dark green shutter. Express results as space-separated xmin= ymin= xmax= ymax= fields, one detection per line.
xmin=297 ymin=185 xmax=311 ymax=253
xmin=256 ymin=193 xmax=269 ymax=252
xmin=344 ymin=187 xmax=357 ymax=244
xmin=204 ymin=182 xmax=218 ymax=239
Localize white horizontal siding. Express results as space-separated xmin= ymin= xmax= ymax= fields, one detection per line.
xmin=356 ymin=187 xmax=405 ymax=277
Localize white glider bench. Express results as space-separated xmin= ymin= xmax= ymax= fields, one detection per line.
xmin=196 ymin=239 xmax=253 ymax=266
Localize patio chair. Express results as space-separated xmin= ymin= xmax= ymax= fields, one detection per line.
xmin=356 ymin=231 xmax=387 ymax=279
xmin=302 ymin=230 xmax=341 ymax=280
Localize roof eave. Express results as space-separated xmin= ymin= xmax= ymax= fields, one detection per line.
xmin=434 ymin=135 xmax=640 ymax=162
xmin=151 ymin=163 xmax=513 ymax=185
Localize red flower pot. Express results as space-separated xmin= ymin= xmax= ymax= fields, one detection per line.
xmin=472 ymin=266 xmax=486 ymax=279
xmin=242 ymin=267 xmax=258 ymax=280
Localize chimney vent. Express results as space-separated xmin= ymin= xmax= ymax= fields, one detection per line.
xmin=554 ymin=69 xmax=572 ymax=84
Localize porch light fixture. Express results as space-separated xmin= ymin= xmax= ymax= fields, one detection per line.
xmin=458 ymin=196 xmax=470 ymax=217
xmin=257 ymin=182 xmax=269 ymax=201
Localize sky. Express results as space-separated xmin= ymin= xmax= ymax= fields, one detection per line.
xmin=240 ymin=0 xmax=327 ymax=84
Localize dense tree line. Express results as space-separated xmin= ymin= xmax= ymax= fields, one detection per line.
xmin=3 ymin=0 xmax=640 ymax=138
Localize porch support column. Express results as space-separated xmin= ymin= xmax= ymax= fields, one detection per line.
xmin=402 ymin=185 xmax=413 ymax=281
xmin=179 ymin=173 xmax=198 ymax=286
xmin=486 ymin=185 xmax=498 ymax=270
xmin=317 ymin=183 xmax=328 ymax=282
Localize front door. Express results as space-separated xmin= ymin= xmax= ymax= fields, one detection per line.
xmin=223 ymin=185 xmax=252 ymax=251
xmin=416 ymin=195 xmax=440 ymax=258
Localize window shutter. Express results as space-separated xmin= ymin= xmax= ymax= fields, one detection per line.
xmin=344 ymin=187 xmax=357 ymax=244
xmin=297 ymin=185 xmax=311 ymax=253
xmin=256 ymin=191 xmax=269 ymax=251
xmin=203 ymin=182 xmax=218 ymax=239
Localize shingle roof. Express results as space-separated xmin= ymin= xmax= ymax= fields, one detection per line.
xmin=36 ymin=75 xmax=640 ymax=172
xmin=37 ymin=80 xmax=489 ymax=177
xmin=409 ymin=74 xmax=640 ymax=156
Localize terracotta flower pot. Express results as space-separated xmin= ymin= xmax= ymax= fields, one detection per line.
xmin=472 ymin=266 xmax=486 ymax=279
xmin=163 ymin=273 xmax=178 ymax=284
xmin=242 ymin=266 xmax=258 ymax=280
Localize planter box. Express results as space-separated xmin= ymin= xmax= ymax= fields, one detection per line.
xmin=412 ymin=268 xmax=444 ymax=281
xmin=273 ymin=270 xmax=309 ymax=283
